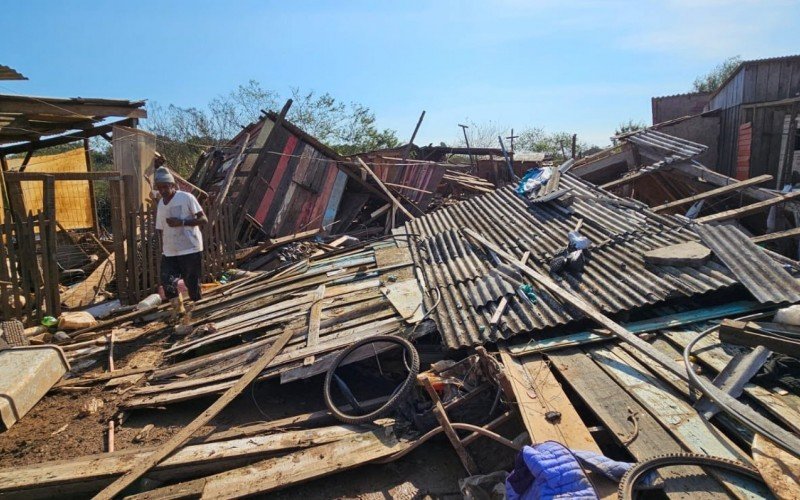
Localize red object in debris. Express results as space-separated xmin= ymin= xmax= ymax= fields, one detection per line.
xmin=736 ymin=122 xmax=752 ymax=180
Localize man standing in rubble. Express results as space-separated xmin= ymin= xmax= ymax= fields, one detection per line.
xmin=154 ymin=166 xmax=207 ymax=320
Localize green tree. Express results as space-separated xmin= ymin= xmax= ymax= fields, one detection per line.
xmin=614 ymin=119 xmax=646 ymax=136
xmin=516 ymin=127 xmax=596 ymax=162
xmin=145 ymin=81 xmax=399 ymax=175
xmin=692 ymin=56 xmax=742 ymax=92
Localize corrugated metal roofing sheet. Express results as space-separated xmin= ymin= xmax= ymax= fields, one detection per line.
xmin=696 ymin=224 xmax=800 ymax=304
xmin=398 ymin=174 xmax=739 ymax=349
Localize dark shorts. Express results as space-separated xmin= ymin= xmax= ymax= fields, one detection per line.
xmin=161 ymin=252 xmax=202 ymax=301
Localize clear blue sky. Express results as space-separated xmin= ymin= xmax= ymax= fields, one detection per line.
xmin=2 ymin=0 xmax=798 ymax=148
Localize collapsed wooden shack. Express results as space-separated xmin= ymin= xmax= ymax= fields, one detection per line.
xmin=2 ymin=100 xmax=800 ymax=499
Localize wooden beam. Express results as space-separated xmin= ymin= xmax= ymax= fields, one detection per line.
xmin=355 ymin=158 xmax=414 ymax=219
xmin=672 ymin=162 xmax=800 ymax=210
xmin=694 ymin=190 xmax=800 ymax=223
xmin=651 ymin=175 xmax=773 ymax=212
xmin=125 ymin=425 xmax=405 ymax=499
xmin=0 ymin=100 xmax=146 ymax=119
xmin=0 ymin=425 xmax=364 ymax=499
xmin=92 ymin=326 xmax=296 ymax=500
xmin=751 ymin=226 xmax=800 ymax=243
xmin=0 ymin=118 xmax=138 ymax=156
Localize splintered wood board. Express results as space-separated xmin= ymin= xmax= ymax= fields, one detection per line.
xmin=126 ymin=425 xmax=406 ymax=500
xmin=589 ymin=344 xmax=770 ymax=500
xmin=549 ymin=348 xmax=730 ymax=500
xmin=498 ymin=349 xmax=618 ymax=500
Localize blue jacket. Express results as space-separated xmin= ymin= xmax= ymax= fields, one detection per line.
xmin=506 ymin=441 xmax=632 ymax=500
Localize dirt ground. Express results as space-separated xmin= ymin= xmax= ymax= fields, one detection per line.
xmin=0 ymin=333 xmax=518 ymax=498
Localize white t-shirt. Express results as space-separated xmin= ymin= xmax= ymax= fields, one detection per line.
xmin=155 ymin=191 xmax=204 ymax=257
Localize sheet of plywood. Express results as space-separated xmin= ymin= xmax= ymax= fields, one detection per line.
xmin=5 ymin=148 xmax=92 ymax=229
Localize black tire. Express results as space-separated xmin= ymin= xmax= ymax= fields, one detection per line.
xmin=618 ymin=453 xmax=762 ymax=500
xmin=324 ymin=335 xmax=420 ymax=425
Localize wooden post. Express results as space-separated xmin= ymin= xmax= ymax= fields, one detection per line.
xmin=83 ymin=137 xmax=101 ymax=236
xmin=419 ymin=375 xmax=479 ymax=474
xmin=109 ymin=179 xmax=129 ymax=304
xmin=571 ymin=133 xmax=577 ymax=159
xmin=42 ymin=176 xmax=60 ymax=317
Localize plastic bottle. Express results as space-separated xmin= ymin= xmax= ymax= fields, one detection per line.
xmin=136 ymin=293 xmax=162 ymax=311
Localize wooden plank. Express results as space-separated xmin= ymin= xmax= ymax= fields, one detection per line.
xmin=751 ymin=226 xmax=800 ymax=243
xmin=661 ymin=329 xmax=800 ymax=431
xmin=549 ymin=348 xmax=729 ymax=499
xmin=499 ymin=350 xmax=602 ymax=452
xmin=126 ymin=425 xmax=405 ymax=500
xmin=507 ymin=300 xmax=769 ymax=355
xmin=651 ymin=175 xmax=773 ymax=212
xmin=0 ymin=425 xmax=363 ymax=499
xmin=60 ymin=254 xmax=114 ymax=309
xmin=589 ymin=345 xmax=770 ymax=500
xmin=695 ymin=190 xmax=800 ymax=223
xmin=356 ymin=158 xmax=414 ymax=219
xmin=92 ymin=326 xmax=296 ymax=500
xmin=305 ymin=284 xmax=325 ymax=349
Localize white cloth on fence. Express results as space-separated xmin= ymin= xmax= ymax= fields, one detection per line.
xmin=155 ymin=191 xmax=204 ymax=257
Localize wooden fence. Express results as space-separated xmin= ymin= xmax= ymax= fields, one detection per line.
xmin=0 ymin=211 xmax=60 ymax=324
xmin=124 ymin=200 xmax=236 ymax=304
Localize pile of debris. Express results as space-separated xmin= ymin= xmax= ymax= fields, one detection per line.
xmin=2 ymin=100 xmax=800 ymax=500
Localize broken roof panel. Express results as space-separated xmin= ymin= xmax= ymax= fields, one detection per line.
xmin=0 ymin=94 xmax=146 ymax=144
xmin=398 ymin=174 xmax=739 ymax=349
xmin=696 ymin=224 xmax=800 ymax=304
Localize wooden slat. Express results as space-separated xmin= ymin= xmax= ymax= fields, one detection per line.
xmin=651 ymin=174 xmax=772 ymax=212
xmin=93 ymin=326 xmax=296 ymax=500
xmin=695 ymin=190 xmax=800 ymax=223
xmin=549 ymin=348 xmax=730 ymax=499
xmin=751 ymin=226 xmax=800 ymax=243
xmin=125 ymin=425 xmax=405 ymax=500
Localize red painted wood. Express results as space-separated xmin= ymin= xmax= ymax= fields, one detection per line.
xmin=254 ymin=134 xmax=298 ymax=223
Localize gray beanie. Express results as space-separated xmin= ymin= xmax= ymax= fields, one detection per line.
xmin=154 ymin=167 xmax=175 ymax=185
